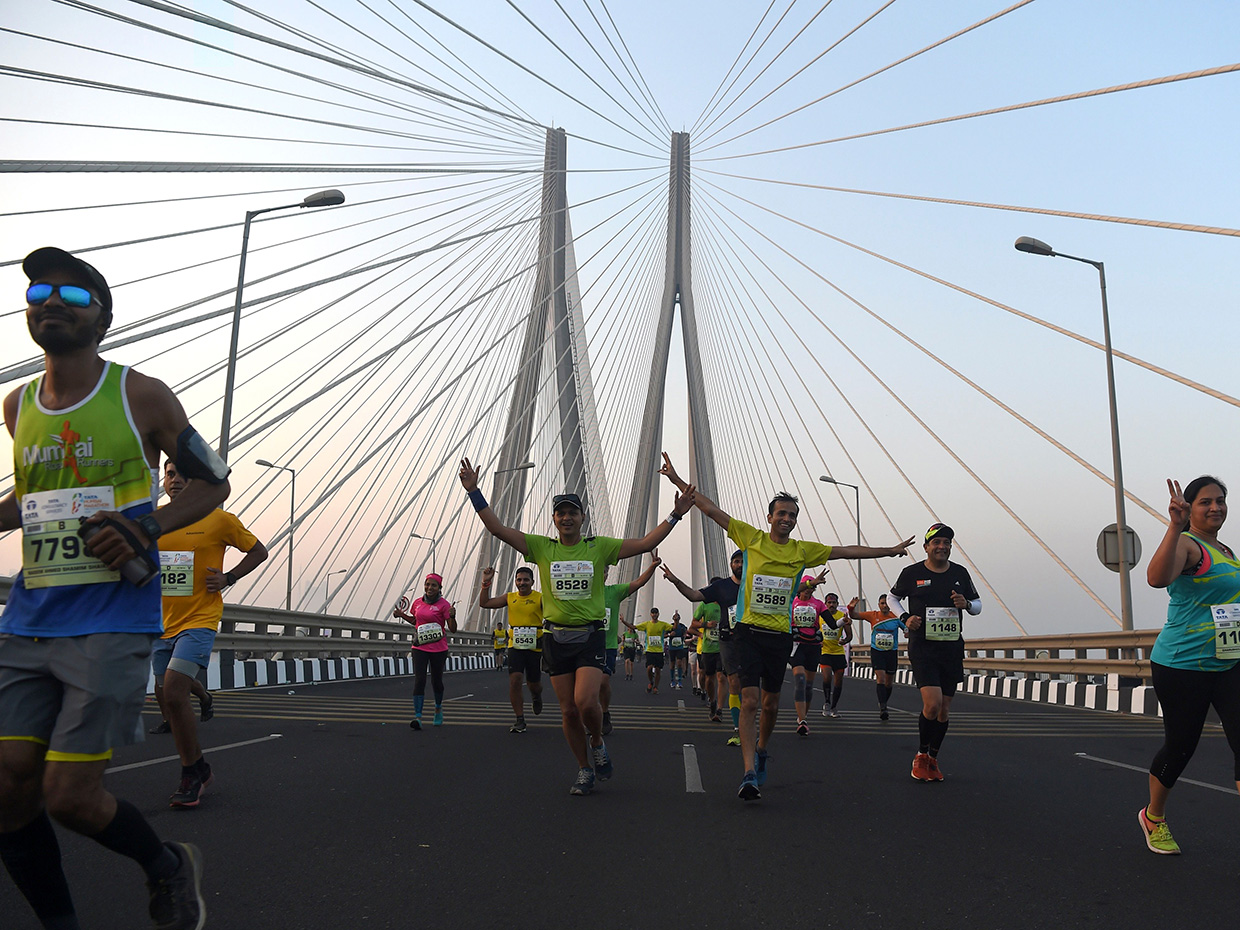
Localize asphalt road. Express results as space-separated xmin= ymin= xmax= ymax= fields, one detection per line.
xmin=3 ymin=666 xmax=1236 ymax=929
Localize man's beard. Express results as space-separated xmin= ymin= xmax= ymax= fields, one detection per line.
xmin=30 ymin=320 xmax=97 ymax=354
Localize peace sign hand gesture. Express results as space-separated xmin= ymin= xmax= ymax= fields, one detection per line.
xmin=1167 ymin=478 xmax=1190 ymax=529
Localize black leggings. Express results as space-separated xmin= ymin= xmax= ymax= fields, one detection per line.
xmin=1149 ymin=660 xmax=1240 ymax=788
xmin=414 ymin=650 xmax=447 ymax=700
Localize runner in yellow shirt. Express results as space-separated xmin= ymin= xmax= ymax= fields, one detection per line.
xmin=659 ymin=452 xmax=912 ymax=801
xmin=817 ymin=591 xmax=853 ymax=718
xmin=155 ymin=461 xmax=267 ymax=808
xmin=627 ymin=608 xmax=674 ymax=694
xmin=479 ymin=566 xmax=545 ymax=733
xmin=491 ymin=623 xmax=509 ymax=673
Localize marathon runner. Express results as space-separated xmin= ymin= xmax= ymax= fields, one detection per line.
xmin=478 ymin=567 xmax=544 ymax=734
xmin=817 ymin=592 xmax=852 ymax=718
xmin=666 ymin=611 xmax=690 ymax=690
xmin=459 ymin=460 xmax=694 ymax=796
xmin=1 ymin=247 xmax=221 ymax=929
xmin=790 ymin=571 xmax=828 ymax=735
xmin=394 ymin=573 xmax=458 ymax=729
xmin=659 ymin=453 xmax=912 ymax=801
xmin=601 ymin=554 xmax=661 ymax=734
xmin=154 ymin=459 xmax=268 ymax=808
xmin=688 ymin=595 xmax=725 ymax=721
xmin=628 ymin=608 xmax=673 ymax=694
xmin=849 ymin=594 xmax=905 ymax=721
xmin=662 ymin=551 xmax=745 ymax=745
xmin=491 ymin=622 xmax=508 ymax=673
xmin=889 ymin=523 xmax=981 ymax=782
xmin=621 ymin=626 xmax=639 ymax=680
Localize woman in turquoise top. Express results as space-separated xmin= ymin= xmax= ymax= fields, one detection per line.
xmin=1140 ymin=475 xmax=1240 ymax=855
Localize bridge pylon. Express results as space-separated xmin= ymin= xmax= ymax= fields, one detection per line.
xmin=623 ymin=132 xmax=726 ymax=622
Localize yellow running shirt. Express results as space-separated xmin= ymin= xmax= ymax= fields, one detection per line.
xmin=635 ymin=620 xmax=673 ymax=653
xmin=505 ymin=590 xmax=544 ymax=651
xmin=159 ymin=509 xmax=259 ymax=638
xmin=728 ymin=518 xmax=832 ymax=633
xmin=820 ymin=610 xmax=848 ymax=655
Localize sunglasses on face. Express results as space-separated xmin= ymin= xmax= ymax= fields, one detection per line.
xmin=27 ymin=283 xmax=99 ymax=309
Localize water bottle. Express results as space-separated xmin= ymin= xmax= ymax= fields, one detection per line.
xmin=77 ymin=518 xmax=160 ymax=587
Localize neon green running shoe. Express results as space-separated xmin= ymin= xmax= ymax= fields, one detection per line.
xmin=726 ymin=733 xmax=741 ymax=747
xmin=1139 ymin=808 xmax=1181 ymax=855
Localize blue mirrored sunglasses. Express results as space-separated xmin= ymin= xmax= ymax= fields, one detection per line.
xmin=26 ymin=283 xmax=98 ymax=309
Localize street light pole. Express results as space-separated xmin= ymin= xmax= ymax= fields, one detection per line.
xmin=256 ymin=459 xmax=297 ymax=612
xmin=1015 ymin=236 xmax=1134 ymax=630
xmin=820 ymin=476 xmax=862 ymax=610
xmin=410 ymin=532 xmax=437 ymax=576
xmin=322 ymin=569 xmax=347 ymax=614
xmin=219 ymin=189 xmax=345 ymax=460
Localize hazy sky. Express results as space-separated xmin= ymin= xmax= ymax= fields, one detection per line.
xmin=2 ymin=1 xmax=1237 ymax=634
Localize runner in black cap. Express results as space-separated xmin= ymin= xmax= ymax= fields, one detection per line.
xmin=887 ymin=523 xmax=982 ymax=782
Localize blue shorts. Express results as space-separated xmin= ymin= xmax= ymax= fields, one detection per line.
xmin=151 ymin=628 xmax=217 ymax=681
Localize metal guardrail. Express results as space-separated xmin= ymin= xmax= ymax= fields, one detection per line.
xmin=0 ymin=577 xmax=491 ymax=658
xmin=2 ymin=576 xmax=1158 ymax=674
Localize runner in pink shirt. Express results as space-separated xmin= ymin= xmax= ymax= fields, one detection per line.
xmin=790 ymin=571 xmax=829 ymax=736
xmin=394 ymin=573 xmax=457 ymax=729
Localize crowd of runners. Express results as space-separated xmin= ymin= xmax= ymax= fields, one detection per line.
xmin=1 ymin=246 xmax=1238 ymax=928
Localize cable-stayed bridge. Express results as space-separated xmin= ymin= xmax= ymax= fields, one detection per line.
xmin=2 ymin=1 xmax=1239 ymax=637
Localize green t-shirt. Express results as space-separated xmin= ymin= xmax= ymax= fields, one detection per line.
xmin=693 ymin=601 xmax=721 ymax=654
xmin=635 ymin=619 xmax=673 ymax=653
xmin=603 ymin=581 xmax=634 ymax=649
xmin=524 ymin=534 xmax=622 ymax=627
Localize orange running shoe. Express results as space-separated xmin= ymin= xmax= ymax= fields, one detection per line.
xmin=911 ymin=752 xmax=932 ymax=782
xmin=926 ymin=756 xmax=945 ymax=781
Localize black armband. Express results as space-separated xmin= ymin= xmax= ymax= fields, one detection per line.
xmin=176 ymin=427 xmax=230 ymax=484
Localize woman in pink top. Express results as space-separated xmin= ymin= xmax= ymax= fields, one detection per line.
xmin=790 ymin=570 xmax=829 ymax=736
xmin=394 ymin=573 xmax=458 ymax=729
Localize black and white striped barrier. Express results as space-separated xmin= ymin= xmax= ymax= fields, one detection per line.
xmin=847 ymin=665 xmax=1163 ymax=718
xmin=147 ymin=650 xmax=499 ymax=693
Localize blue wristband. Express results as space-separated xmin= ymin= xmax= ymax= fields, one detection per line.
xmin=469 ymin=489 xmax=488 ymax=512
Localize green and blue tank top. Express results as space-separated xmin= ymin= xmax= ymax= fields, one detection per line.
xmin=3 ymin=362 xmax=162 ymax=636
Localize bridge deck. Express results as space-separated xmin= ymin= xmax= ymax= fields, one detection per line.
xmin=3 ymin=670 xmax=1234 ymax=929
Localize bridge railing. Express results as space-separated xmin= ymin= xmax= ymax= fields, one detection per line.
xmin=0 ymin=577 xmax=492 ymax=658
xmin=850 ymin=629 xmax=1158 ymax=681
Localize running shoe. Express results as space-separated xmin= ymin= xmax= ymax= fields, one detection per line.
xmin=830 ymin=709 xmax=840 ymax=718
xmin=647 ymin=684 xmax=653 ymax=693
xmin=879 ymin=708 xmax=889 ymax=721
xmin=737 ymin=770 xmax=760 ymax=801
xmin=148 ymin=720 xmax=172 ymax=735
xmin=726 ymin=733 xmax=741 ymax=747
xmin=926 ymin=756 xmax=945 ymax=781
xmin=532 ymin=693 xmax=543 ymax=715
xmin=755 ymin=748 xmax=770 ymax=786
xmin=911 ymin=752 xmax=932 ymax=782
xmin=570 ymin=767 xmax=596 ymax=796
xmin=602 ymin=710 xmax=613 ymax=735
xmin=820 ymin=707 xmax=829 ymax=718
xmin=409 ymin=716 xmax=422 ymax=731
xmin=1139 ymin=808 xmax=1181 ymax=855
xmin=592 ymin=742 xmax=614 ymax=780
xmin=147 ymin=842 xmax=205 ymax=930
xmin=652 ymin=687 xmax=659 ymax=695
xmin=710 ymin=709 xmax=722 ymax=723
xmin=433 ymin=708 xmax=444 ymax=727
xmin=796 ymin=720 xmax=809 ymax=737
xmin=510 ymin=717 xmax=527 ymax=733
xmin=198 ymin=693 xmax=214 ymax=723
xmin=170 ymin=765 xmax=214 ymax=809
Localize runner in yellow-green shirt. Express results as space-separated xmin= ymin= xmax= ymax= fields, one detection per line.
xmin=626 ymin=608 xmax=673 ymax=694
xmin=459 ymin=458 xmax=694 ymax=796
xmin=659 ymin=452 xmax=913 ymax=802
xmin=479 ymin=566 xmax=545 ymax=733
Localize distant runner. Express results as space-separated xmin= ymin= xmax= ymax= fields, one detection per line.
xmin=817 ymin=592 xmax=852 ymax=718
xmin=394 ymin=573 xmax=458 ymax=730
xmin=849 ymin=594 xmax=905 ymax=721
xmin=478 ymin=567 xmax=544 ymax=734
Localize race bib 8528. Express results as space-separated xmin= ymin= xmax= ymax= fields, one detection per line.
xmin=550 ymin=560 xmax=594 ymax=600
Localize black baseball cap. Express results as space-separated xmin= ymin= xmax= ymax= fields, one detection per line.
xmin=23 ymin=247 xmax=113 ymax=319
xmin=925 ymin=523 xmax=955 ymax=542
xmin=551 ymin=493 xmax=584 ymax=512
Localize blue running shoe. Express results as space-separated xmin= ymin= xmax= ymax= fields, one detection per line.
xmin=737 ymin=770 xmax=760 ymax=801
xmin=570 ymin=767 xmax=596 ymax=796
xmin=592 ymin=742 xmax=613 ymax=780
xmin=755 ymin=748 xmax=770 ymax=786
xmin=433 ymin=708 xmax=444 ymax=727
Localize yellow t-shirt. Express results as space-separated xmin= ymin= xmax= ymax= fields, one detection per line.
xmin=728 ymin=518 xmax=832 ymax=633
xmin=506 ymin=590 xmax=544 ymax=651
xmin=159 ymin=509 xmax=259 ymax=638
xmin=492 ymin=628 xmax=508 ymax=649
xmin=820 ymin=610 xmax=848 ymax=655
xmin=635 ymin=620 xmax=673 ymax=653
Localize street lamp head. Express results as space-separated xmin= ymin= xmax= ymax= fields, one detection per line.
xmin=302 ymin=189 xmax=345 ymax=208
xmin=255 ymin=458 xmax=274 ymax=467
xmin=1014 ymin=236 xmax=1054 ymax=256
xmin=819 ymin=475 xmax=837 ymax=485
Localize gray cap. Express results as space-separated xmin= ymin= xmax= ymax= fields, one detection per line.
xmin=23 ymin=247 xmax=113 ymax=319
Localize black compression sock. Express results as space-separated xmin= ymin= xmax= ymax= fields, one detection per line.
xmin=929 ymin=717 xmax=950 ymax=756
xmin=918 ymin=713 xmax=933 ymax=754
xmin=884 ymin=684 xmax=894 ymax=704
xmin=876 ymin=682 xmax=885 ymax=704
xmin=0 ymin=811 xmax=80 ymax=928
xmin=831 ymin=685 xmax=842 ymax=709
xmin=89 ymin=799 xmax=177 ymax=881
